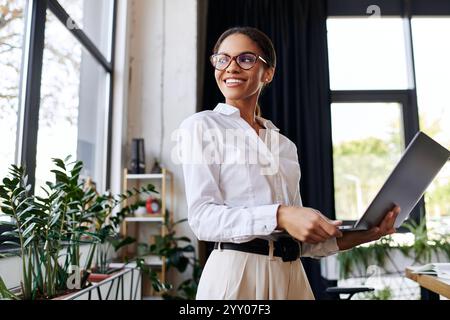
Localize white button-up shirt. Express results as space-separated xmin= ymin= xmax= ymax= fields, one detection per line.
xmin=178 ymin=103 xmax=339 ymax=258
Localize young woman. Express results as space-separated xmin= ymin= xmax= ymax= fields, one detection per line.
xmin=179 ymin=27 xmax=400 ymax=299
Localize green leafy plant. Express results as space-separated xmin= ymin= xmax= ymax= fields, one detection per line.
xmin=139 ymin=217 xmax=202 ymax=300
xmin=362 ymin=286 xmax=393 ymax=300
xmin=135 ymin=257 xmax=171 ymax=293
xmin=338 ymin=219 xmax=450 ymax=280
xmin=0 ymin=157 xmax=157 ymax=299
xmin=0 ymin=277 xmax=18 ymax=300
xmin=336 ymin=220 xmax=449 ymax=300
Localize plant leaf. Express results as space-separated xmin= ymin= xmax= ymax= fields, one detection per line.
xmin=0 ymin=277 xmax=19 ymax=300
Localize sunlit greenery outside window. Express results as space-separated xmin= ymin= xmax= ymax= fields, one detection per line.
xmin=331 ymin=103 xmax=403 ymax=221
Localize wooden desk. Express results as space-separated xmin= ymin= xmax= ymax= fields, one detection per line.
xmin=405 ymin=267 xmax=450 ymax=300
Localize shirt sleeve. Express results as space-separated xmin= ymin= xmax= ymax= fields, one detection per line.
xmin=177 ymin=115 xmax=280 ymax=243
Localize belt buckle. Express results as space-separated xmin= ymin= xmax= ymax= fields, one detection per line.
xmin=278 ymin=238 xmax=299 ymax=262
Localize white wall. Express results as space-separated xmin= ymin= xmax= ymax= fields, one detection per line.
xmin=0 ymin=255 xmax=21 ymax=289
xmin=126 ymin=0 xmax=199 ymax=290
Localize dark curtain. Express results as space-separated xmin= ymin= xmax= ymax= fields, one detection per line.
xmin=201 ymin=0 xmax=336 ymax=299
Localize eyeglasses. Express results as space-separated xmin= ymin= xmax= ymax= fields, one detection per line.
xmin=210 ymin=52 xmax=268 ymax=71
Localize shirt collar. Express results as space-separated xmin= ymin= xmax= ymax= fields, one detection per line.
xmin=213 ymin=103 xmax=241 ymax=116
xmin=213 ymin=103 xmax=279 ymax=131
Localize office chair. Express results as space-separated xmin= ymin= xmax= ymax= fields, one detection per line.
xmin=325 ymin=286 xmax=374 ymax=300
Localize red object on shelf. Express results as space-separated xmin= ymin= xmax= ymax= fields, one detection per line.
xmin=146 ymin=197 xmax=160 ymax=214
xmin=146 ymin=198 xmax=152 ymax=213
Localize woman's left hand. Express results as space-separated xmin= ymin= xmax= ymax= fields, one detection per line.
xmin=337 ymin=205 xmax=401 ymax=251
xmin=361 ymin=205 xmax=401 ymax=242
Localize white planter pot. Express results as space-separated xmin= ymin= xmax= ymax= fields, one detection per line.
xmin=134 ymin=206 xmax=148 ymax=217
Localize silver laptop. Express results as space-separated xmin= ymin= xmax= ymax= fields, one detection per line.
xmin=339 ymin=131 xmax=450 ymax=232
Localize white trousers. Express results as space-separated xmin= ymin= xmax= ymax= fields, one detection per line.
xmin=196 ymin=247 xmax=315 ymax=300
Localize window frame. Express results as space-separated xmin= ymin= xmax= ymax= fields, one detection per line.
xmin=0 ymin=0 xmax=117 ymax=253
xmin=326 ymin=0 xmax=450 ymax=229
xmin=330 ymin=91 xmax=422 ymax=230
xmin=17 ymin=0 xmax=117 ymax=192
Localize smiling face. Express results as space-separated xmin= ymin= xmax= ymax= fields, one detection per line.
xmin=214 ymin=33 xmax=274 ymax=106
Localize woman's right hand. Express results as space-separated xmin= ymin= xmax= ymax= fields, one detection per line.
xmin=276 ymin=205 xmax=343 ymax=244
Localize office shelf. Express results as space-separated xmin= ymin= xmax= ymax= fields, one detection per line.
xmin=121 ymin=168 xmax=174 ymax=298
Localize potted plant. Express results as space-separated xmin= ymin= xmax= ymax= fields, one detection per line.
xmin=0 ymin=157 xmax=157 ymax=299
xmin=86 ymin=230 xmax=136 ymax=283
xmin=139 ymin=216 xmax=202 ymax=300
xmin=337 ymin=219 xmax=450 ymax=279
xmin=133 ymin=200 xmax=148 ymax=217
xmin=335 ymin=219 xmax=450 ymax=299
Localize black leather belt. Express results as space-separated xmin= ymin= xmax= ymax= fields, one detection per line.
xmin=214 ymin=237 xmax=300 ymax=262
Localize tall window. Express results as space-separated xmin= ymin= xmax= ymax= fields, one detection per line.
xmin=0 ymin=0 xmax=27 ymax=223
xmin=328 ymin=17 xmax=409 ymax=90
xmin=35 ymin=9 xmax=83 ymax=194
xmin=327 ymin=17 xmax=411 ymax=223
xmin=327 ymin=10 xmax=450 ymax=234
xmin=411 ymin=17 xmax=450 ymax=233
xmin=331 ymin=102 xmax=403 ymax=220
xmin=35 ymin=1 xmax=113 ymax=194
xmin=0 ymin=0 xmax=26 ymax=183
xmin=0 ymin=0 xmax=115 ymax=230
xmin=0 ymin=0 xmax=115 ymax=198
